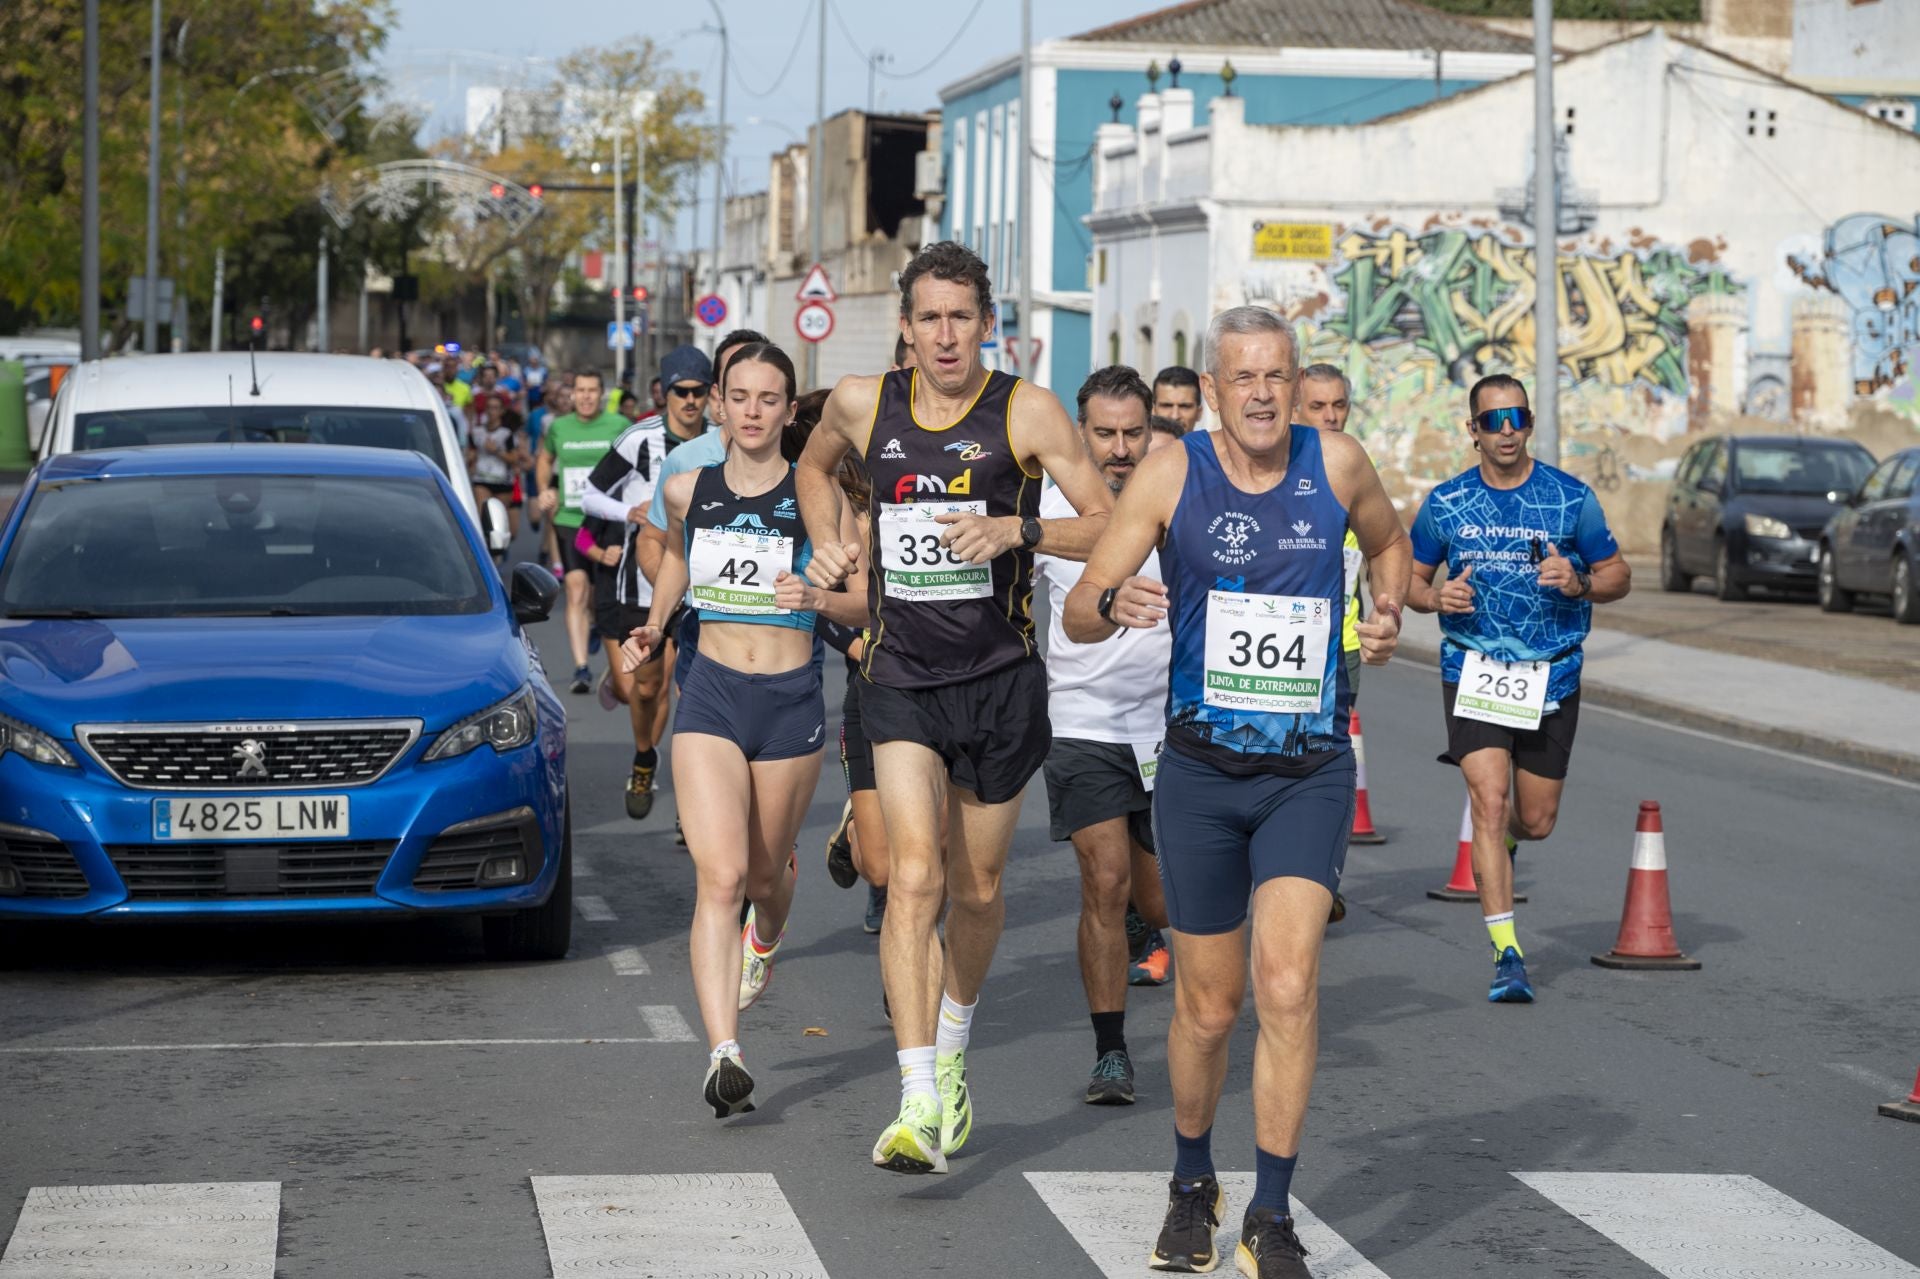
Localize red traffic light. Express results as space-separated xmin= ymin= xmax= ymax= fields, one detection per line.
xmin=249 ymin=316 xmax=264 ymax=335
xmin=632 ymin=285 xmax=649 ymax=302
xmin=489 ymin=183 xmax=506 ymax=199
xmin=527 ymin=183 xmax=544 ymax=199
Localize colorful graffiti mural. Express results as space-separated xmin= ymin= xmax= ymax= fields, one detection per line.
xmin=1787 ymin=214 xmax=1920 ymax=396
xmin=1326 ymin=224 xmax=1743 ymax=396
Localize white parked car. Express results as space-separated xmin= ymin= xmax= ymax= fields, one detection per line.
xmin=37 ymin=352 xmax=504 ymax=546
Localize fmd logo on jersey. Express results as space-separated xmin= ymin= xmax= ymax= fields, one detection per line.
xmin=772 ymin=497 xmax=798 ymax=520
xmin=727 ymin=513 xmax=769 ymax=531
xmin=879 ymin=438 xmax=906 ymax=460
xmin=891 ymin=469 xmax=973 ymax=503
xmin=943 ymin=440 xmax=991 ymax=461
xmin=1207 ymin=512 xmax=1261 ymax=566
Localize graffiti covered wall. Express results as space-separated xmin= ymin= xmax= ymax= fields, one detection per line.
xmin=1787 ymin=214 xmax=1920 ymax=419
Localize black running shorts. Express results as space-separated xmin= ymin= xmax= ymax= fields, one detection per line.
xmin=840 ymin=670 xmax=876 ymax=793
xmin=1043 ymin=738 xmax=1154 ymax=852
xmin=856 ymin=659 xmax=1049 ymax=806
xmin=1439 ymin=684 xmax=1582 ymax=781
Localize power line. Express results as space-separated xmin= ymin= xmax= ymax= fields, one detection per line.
xmin=825 ymin=0 xmax=990 ymax=82
xmin=730 ymin=0 xmax=817 ymax=99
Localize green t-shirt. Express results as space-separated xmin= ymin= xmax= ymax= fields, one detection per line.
xmin=542 ymin=410 xmax=631 ymax=528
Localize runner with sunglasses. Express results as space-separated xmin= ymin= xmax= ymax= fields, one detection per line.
xmin=1406 ymin=374 xmax=1632 ymax=1003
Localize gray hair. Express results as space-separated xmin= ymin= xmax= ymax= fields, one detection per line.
xmin=1203 ymin=306 xmax=1299 ymax=377
xmin=1299 ymin=363 xmax=1350 ymax=394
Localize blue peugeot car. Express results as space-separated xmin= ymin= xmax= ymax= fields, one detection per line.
xmin=0 ymin=445 xmax=572 ymax=959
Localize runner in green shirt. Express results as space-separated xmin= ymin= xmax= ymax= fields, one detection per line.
xmin=535 ymin=368 xmax=633 ymax=693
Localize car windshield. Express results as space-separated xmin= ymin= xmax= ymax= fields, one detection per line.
xmin=73 ymin=406 xmax=448 ymax=473
xmin=0 ymin=474 xmax=491 ymax=619
xmin=1733 ymin=445 xmax=1873 ymax=496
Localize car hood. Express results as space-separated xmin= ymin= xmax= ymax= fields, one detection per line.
xmin=1728 ymin=492 xmax=1847 ymax=528
xmin=0 ymin=614 xmax=526 ymax=736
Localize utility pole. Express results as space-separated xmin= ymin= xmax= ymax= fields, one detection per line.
xmin=807 ymin=0 xmax=825 ymax=389
xmin=634 ymin=93 xmax=653 ymax=375
xmin=707 ymin=1 xmax=728 ymax=308
xmin=144 ymin=0 xmax=163 ymax=354
xmin=172 ymin=19 xmax=189 ymax=350
xmin=209 ymin=246 xmax=224 ymax=351
xmin=613 ymin=128 xmax=626 ymax=388
xmin=82 ymin=0 xmax=101 ymax=360
xmin=867 ymin=50 xmax=890 ymax=113
xmin=1017 ymin=0 xmax=1033 ymax=382
xmin=1532 ymin=0 xmax=1558 ymax=464
xmin=316 ymin=233 xmax=330 ymax=351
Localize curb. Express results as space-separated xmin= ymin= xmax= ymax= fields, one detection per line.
xmin=1397 ymin=640 xmax=1920 ymax=783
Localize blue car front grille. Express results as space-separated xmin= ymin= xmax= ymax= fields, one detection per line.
xmin=0 ymin=831 xmax=90 ymax=899
xmin=105 ymin=842 xmax=395 ymax=899
xmin=77 ymin=721 xmax=420 ymax=791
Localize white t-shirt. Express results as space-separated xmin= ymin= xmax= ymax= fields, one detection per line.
xmin=1032 ymin=484 xmax=1172 ymax=745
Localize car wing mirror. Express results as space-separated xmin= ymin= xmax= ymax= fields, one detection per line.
xmin=509 ymin=561 xmax=561 ymax=624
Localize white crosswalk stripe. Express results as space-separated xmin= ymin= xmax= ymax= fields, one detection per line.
xmin=1026 ymin=1171 xmax=1388 ymax=1278
xmin=1514 ymin=1172 xmax=1920 ymax=1277
xmin=604 ymin=945 xmax=649 ymax=975
xmin=532 ymin=1174 xmax=830 ymax=1277
xmin=575 ymin=895 xmax=617 ymax=922
xmin=637 ymin=1005 xmax=697 ymax=1042
xmin=0 ymin=1182 xmax=279 ymax=1278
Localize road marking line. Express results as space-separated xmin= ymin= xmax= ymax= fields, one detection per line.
xmin=638 ymin=1005 xmax=696 ymax=1042
xmin=576 ymin=895 xmax=616 ymax=922
xmin=1826 ymin=1062 xmax=1910 ymax=1096
xmin=0 ymin=1037 xmax=662 ymax=1054
xmin=604 ymin=945 xmax=649 ymax=976
xmin=0 ymin=1181 xmax=279 ymax=1277
xmin=532 ymin=1174 xmax=830 ymax=1277
xmin=1396 ymin=656 xmax=1920 ymax=794
xmin=1025 ymin=1172 xmax=1388 ymax=1278
xmin=573 ymin=855 xmax=596 ymax=879
xmin=1513 ymin=1172 xmax=1920 ymax=1276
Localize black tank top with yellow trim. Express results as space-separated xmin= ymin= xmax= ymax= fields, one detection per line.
xmin=860 ymin=367 xmax=1041 ymax=689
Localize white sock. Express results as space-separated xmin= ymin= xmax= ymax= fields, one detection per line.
xmin=936 ymin=992 xmax=976 ymax=1057
xmin=710 ymin=1039 xmax=741 ymax=1062
xmin=897 ymin=1046 xmax=937 ymax=1105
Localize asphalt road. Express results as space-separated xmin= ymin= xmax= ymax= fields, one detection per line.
xmin=3 ymin=599 xmax=1918 ymax=1277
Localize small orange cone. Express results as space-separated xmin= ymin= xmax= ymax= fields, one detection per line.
xmin=1349 ymin=710 xmax=1385 ymax=845
xmin=1592 ymin=801 xmax=1701 ymax=970
xmin=1878 ymin=1066 xmax=1920 ymax=1123
xmin=1427 ymin=792 xmax=1525 ymax=903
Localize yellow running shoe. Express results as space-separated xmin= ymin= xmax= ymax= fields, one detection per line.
xmin=870 ymin=1093 xmax=946 ymax=1174
xmin=937 ymin=1050 xmax=972 ymax=1154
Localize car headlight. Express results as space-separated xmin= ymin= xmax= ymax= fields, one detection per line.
xmin=1744 ymin=513 xmax=1792 ymax=540
xmin=0 ymin=712 xmax=78 ymax=769
xmin=423 ymin=688 xmax=538 ymax=762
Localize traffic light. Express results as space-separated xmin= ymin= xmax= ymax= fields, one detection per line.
xmin=632 ymin=285 xmax=649 ymax=303
xmin=527 ymin=183 xmax=544 ymax=199
xmin=249 ymin=315 xmax=264 ymax=340
xmin=489 ymin=183 xmax=506 ymax=199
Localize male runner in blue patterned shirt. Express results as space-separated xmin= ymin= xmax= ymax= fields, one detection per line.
xmin=1407 ymin=374 xmax=1631 ymax=1003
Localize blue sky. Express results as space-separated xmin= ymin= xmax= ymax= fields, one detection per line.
xmin=381 ymin=0 xmax=1123 ymax=244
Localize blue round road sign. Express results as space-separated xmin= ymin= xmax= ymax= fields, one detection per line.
xmin=695 ymin=294 xmax=728 ymax=328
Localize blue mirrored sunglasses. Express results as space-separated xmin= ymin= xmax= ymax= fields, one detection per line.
xmin=1473 ymin=406 xmax=1534 ymax=434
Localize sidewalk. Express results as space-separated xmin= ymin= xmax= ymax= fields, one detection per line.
xmin=1397 ymin=610 xmax=1920 ymax=780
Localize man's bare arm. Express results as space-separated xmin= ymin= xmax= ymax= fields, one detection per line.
xmin=1326 ymin=432 xmax=1410 ymax=664
xmin=937 ymin=383 xmax=1114 ymax=565
xmin=1061 ymin=446 xmax=1184 ymax=644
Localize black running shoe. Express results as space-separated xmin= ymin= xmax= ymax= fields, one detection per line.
xmin=1125 ymin=903 xmax=1151 ymax=961
xmin=568 ymin=664 xmax=591 ymax=695
xmin=863 ymin=884 xmax=887 ymax=934
xmin=1235 ymin=1207 xmax=1311 ymax=1278
xmin=825 ymin=800 xmax=858 ymax=889
xmin=1084 ymin=1048 xmax=1136 ymax=1106
xmin=625 ymin=765 xmax=655 ymax=820
xmin=1148 ymin=1174 xmax=1224 ymax=1272
xmin=703 ymin=1048 xmax=756 ymax=1118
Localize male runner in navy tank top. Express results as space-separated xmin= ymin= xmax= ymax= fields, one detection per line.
xmin=1064 ymin=308 xmax=1411 ymax=1278
xmin=797 ymin=241 xmax=1119 ymax=1175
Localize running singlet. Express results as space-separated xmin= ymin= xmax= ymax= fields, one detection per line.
xmin=683 ymin=463 xmax=815 ymax=633
xmin=860 ymin=368 xmax=1041 ymax=689
xmin=1408 ymin=461 xmax=1618 ymax=705
xmin=1163 ymin=428 xmax=1352 ymax=776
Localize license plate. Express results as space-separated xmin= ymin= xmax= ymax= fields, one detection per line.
xmin=153 ymin=796 xmax=350 ymax=841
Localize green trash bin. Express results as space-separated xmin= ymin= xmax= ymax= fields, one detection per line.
xmin=0 ymin=360 xmax=29 ymax=470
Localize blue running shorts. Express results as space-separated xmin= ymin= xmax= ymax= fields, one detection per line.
xmin=673 ymin=655 xmax=826 ymax=762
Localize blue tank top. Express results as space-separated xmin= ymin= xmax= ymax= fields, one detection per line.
xmin=683 ymin=462 xmax=816 ymax=633
xmin=1163 ymin=428 xmax=1352 ymax=776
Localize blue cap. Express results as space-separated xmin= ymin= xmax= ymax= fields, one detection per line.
xmin=660 ymin=344 xmax=712 ymax=389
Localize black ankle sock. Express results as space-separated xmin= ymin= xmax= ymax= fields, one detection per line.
xmin=1092 ymin=1010 xmax=1126 ymax=1058
xmin=633 ymin=748 xmax=658 ymax=769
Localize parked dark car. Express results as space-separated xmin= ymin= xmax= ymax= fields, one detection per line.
xmin=1818 ymin=447 xmax=1920 ymax=624
xmin=1659 ymin=435 xmax=1876 ymax=600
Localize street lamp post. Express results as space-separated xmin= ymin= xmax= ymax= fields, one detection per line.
xmin=807 ymin=0 xmax=825 ymax=390
xmin=612 ymin=132 xmax=626 ymax=387
xmin=144 ymin=0 xmax=163 ymax=353
xmin=707 ymin=1 xmax=728 ymax=306
xmin=1532 ymin=0 xmax=1559 ymax=464
xmin=82 ymin=0 xmax=101 ymax=360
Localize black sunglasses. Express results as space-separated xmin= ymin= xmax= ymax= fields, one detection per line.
xmin=668 ymin=383 xmax=710 ymax=399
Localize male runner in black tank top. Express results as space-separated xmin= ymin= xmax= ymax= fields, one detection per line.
xmin=797 ymin=241 xmax=1118 ymax=1176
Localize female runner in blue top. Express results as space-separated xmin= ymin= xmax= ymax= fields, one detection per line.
xmin=621 ymin=342 xmax=867 ymax=1119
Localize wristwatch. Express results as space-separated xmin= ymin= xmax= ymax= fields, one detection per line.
xmin=1019 ymin=516 xmax=1043 ymax=550
xmin=1572 ymin=570 xmax=1593 ymax=598
xmin=1097 ymin=586 xmax=1119 ymax=623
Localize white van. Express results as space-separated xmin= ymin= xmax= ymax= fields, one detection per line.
xmin=38 ymin=353 xmax=502 ymax=543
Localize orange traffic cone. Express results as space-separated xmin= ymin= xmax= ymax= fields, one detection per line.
xmin=1878 ymin=1066 xmax=1920 ymax=1123
xmin=1349 ymin=710 xmax=1385 ymax=845
xmin=1592 ymin=801 xmax=1701 ymax=970
xmin=1427 ymin=792 xmax=1525 ymax=903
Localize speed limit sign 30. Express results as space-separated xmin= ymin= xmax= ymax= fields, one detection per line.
xmin=795 ymin=301 xmax=834 ymax=344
